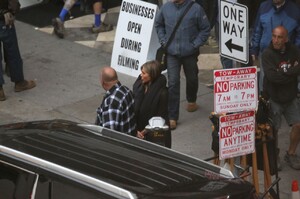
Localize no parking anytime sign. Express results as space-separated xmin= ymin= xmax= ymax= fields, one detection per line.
xmin=219 ymin=111 xmax=255 ymax=160
xmin=214 ymin=66 xmax=258 ymax=113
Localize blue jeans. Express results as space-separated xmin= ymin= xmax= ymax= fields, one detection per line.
xmin=167 ymin=53 xmax=199 ymax=120
xmin=0 ymin=22 xmax=24 ymax=86
xmin=220 ymin=56 xmax=233 ymax=69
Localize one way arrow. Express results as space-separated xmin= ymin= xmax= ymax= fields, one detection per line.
xmin=225 ymin=39 xmax=243 ymax=53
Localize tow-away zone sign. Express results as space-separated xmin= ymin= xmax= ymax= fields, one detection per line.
xmin=219 ymin=111 xmax=255 ymax=160
xmin=214 ymin=66 xmax=258 ymax=113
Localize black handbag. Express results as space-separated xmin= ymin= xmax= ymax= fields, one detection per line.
xmin=155 ymin=46 xmax=167 ymax=71
xmin=156 ymin=1 xmax=194 ymax=71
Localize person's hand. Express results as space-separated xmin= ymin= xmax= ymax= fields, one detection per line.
xmin=4 ymin=12 xmax=14 ymax=27
xmin=137 ymin=130 xmax=145 ymax=139
xmin=284 ymin=63 xmax=300 ymax=75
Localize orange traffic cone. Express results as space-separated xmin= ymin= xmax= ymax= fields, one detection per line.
xmin=291 ymin=180 xmax=300 ymax=199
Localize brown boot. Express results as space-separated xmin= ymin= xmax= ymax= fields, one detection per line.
xmin=0 ymin=87 xmax=6 ymax=101
xmin=186 ymin=103 xmax=199 ymax=112
xmin=169 ymin=120 xmax=177 ymax=130
xmin=15 ymin=80 xmax=36 ymax=92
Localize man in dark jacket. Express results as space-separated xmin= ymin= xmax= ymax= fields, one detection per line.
xmin=155 ymin=0 xmax=210 ymax=130
xmin=0 ymin=0 xmax=36 ymax=101
xmin=262 ymin=25 xmax=300 ymax=170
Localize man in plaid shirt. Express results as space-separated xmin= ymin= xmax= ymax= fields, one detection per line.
xmin=95 ymin=67 xmax=136 ymax=136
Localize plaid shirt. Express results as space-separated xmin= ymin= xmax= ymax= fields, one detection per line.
xmin=96 ymin=82 xmax=136 ymax=136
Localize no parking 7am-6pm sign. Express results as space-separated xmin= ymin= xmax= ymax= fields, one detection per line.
xmin=214 ymin=66 xmax=258 ymax=113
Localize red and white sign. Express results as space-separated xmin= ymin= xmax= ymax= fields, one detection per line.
xmin=219 ymin=111 xmax=255 ymax=160
xmin=214 ymin=66 xmax=258 ymax=113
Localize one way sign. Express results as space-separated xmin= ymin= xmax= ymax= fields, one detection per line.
xmin=220 ymin=0 xmax=248 ymax=64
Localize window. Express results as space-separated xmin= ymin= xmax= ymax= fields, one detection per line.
xmin=35 ymin=176 xmax=117 ymax=199
xmin=0 ymin=161 xmax=37 ymax=199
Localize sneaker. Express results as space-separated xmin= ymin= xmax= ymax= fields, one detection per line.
xmin=0 ymin=87 xmax=6 ymax=101
xmin=186 ymin=103 xmax=199 ymax=112
xmin=52 ymin=18 xmax=65 ymax=38
xmin=91 ymin=23 xmax=113 ymax=33
xmin=169 ymin=120 xmax=177 ymax=130
xmin=15 ymin=80 xmax=36 ymax=92
xmin=284 ymin=152 xmax=300 ymax=170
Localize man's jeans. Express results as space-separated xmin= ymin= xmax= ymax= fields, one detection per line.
xmin=0 ymin=21 xmax=24 ymax=86
xmin=221 ymin=56 xmax=234 ymax=69
xmin=167 ymin=53 xmax=199 ymax=121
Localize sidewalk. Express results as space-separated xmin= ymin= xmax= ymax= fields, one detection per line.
xmin=0 ymin=14 xmax=298 ymax=198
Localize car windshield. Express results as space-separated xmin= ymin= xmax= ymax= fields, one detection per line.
xmin=0 ymin=161 xmax=38 ymax=199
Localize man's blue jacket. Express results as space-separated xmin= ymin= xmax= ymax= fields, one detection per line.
xmin=155 ymin=0 xmax=210 ymax=57
xmin=250 ymin=0 xmax=300 ymax=56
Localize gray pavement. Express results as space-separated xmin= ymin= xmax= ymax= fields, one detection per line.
xmin=0 ymin=20 xmax=299 ymax=198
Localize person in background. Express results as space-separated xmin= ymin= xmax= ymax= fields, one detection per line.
xmin=95 ymin=66 xmax=136 ymax=136
xmin=250 ymin=0 xmax=300 ymax=94
xmin=155 ymin=0 xmax=210 ymax=130
xmin=133 ymin=60 xmax=171 ymax=148
xmin=195 ymin=0 xmax=217 ymax=31
xmin=90 ymin=0 xmax=112 ymax=33
xmin=262 ymin=25 xmax=300 ymax=170
xmin=0 ymin=0 xmax=36 ymax=101
xmin=52 ymin=0 xmax=112 ymax=38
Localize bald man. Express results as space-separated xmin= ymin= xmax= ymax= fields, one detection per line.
xmin=262 ymin=25 xmax=300 ymax=170
xmin=95 ymin=67 xmax=136 ymax=136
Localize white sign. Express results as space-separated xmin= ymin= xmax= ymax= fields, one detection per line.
xmin=214 ymin=67 xmax=258 ymax=113
xmin=220 ymin=0 xmax=248 ymax=64
xmin=219 ymin=111 xmax=255 ymax=160
xmin=111 ymin=0 xmax=159 ymax=77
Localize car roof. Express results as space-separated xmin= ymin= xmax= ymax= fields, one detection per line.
xmin=0 ymin=120 xmax=255 ymax=199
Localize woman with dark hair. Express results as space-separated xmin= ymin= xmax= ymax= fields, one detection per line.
xmin=133 ymin=60 xmax=171 ymax=148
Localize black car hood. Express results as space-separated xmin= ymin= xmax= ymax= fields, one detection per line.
xmin=0 ymin=120 xmax=257 ymax=198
